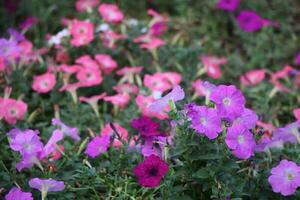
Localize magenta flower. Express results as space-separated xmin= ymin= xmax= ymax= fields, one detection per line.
xmin=236 ymin=10 xmax=265 ymax=32
xmin=85 ymin=135 xmax=110 ymax=158
xmin=29 ymin=178 xmax=65 ymax=200
xmin=210 ymin=85 xmax=245 ymax=119
xmin=231 ymin=108 xmax=258 ymax=129
xmin=268 ymin=160 xmax=300 ymax=196
xmin=217 ymin=0 xmax=239 ymax=11
xmin=52 ymin=118 xmax=80 ymax=141
xmin=131 ymin=116 xmax=162 ymax=137
xmin=295 ymin=53 xmax=300 ymax=65
xmin=187 ymin=105 xmax=222 ymax=139
xmin=5 ymin=187 xmax=33 ymax=200
xmin=225 ymin=125 xmax=256 ymax=159
xmin=134 ymin=155 xmax=169 ymax=188
xmin=149 ymin=85 xmax=185 ymax=113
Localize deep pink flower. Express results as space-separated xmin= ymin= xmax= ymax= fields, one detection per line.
xmin=210 ymin=85 xmax=245 ymax=119
xmin=85 ymin=135 xmax=110 ymax=158
xmin=240 ymin=69 xmax=266 ymax=86
xmin=19 ymin=16 xmax=38 ymax=30
xmin=32 ymin=72 xmax=56 ymax=93
xmin=134 ymin=155 xmax=169 ymax=188
xmin=200 ymin=55 xmax=227 ymax=79
xmin=29 ymin=178 xmax=65 ymax=199
xmin=217 ymin=0 xmax=239 ymax=11
xmin=100 ymin=123 xmax=128 ymax=147
xmin=5 ymin=187 xmax=33 ymax=200
xmin=69 ymin=20 xmax=94 ymax=46
xmin=131 ymin=116 xmax=162 ymax=137
xmin=293 ymin=108 xmax=300 ymax=120
xmin=149 ymin=85 xmax=185 ymax=113
xmin=98 ymin=4 xmax=124 ymax=24
xmin=268 ymin=160 xmax=300 ymax=196
xmin=147 ymin=9 xmax=168 ymax=36
xmin=295 ymin=53 xmax=300 ymax=65
xmin=52 ymin=118 xmax=81 ymax=141
xmin=225 ymin=125 xmax=256 ymax=159
xmin=95 ymin=54 xmax=117 ymax=74
xmin=75 ymin=0 xmax=99 ymax=12
xmin=187 ymin=105 xmax=222 ymax=139
xmin=0 ymin=98 xmax=27 ymax=124
xmin=236 ymin=10 xmax=267 ymax=32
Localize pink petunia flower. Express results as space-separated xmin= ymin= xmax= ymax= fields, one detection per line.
xmin=117 ymin=66 xmax=143 ymax=83
xmin=113 ymin=84 xmax=139 ymax=95
xmin=268 ymin=160 xmax=300 ymax=196
xmin=0 ymin=98 xmax=27 ymax=125
xmin=225 ymin=125 xmax=256 ymax=159
xmin=85 ymin=135 xmax=110 ymax=158
xmin=94 ymin=54 xmax=117 ymax=74
xmin=240 ymin=69 xmax=266 ymax=86
xmin=143 ymin=73 xmax=171 ymax=95
xmin=75 ymin=55 xmax=99 ymax=70
xmin=149 ymin=85 xmax=185 ymax=113
xmin=210 ymin=85 xmax=245 ymax=119
xmin=29 ymin=178 xmax=65 ymax=200
xmin=79 ymin=92 xmax=106 ymax=116
xmin=5 ymin=187 xmax=33 ymax=200
xmin=75 ymin=0 xmax=99 ymax=12
xmin=100 ymin=123 xmax=128 ymax=147
xmin=140 ymin=37 xmax=165 ymax=50
xmin=200 ymin=55 xmax=227 ymax=79
xmin=135 ymin=95 xmax=169 ymax=119
xmin=99 ymin=31 xmax=127 ymax=49
xmin=69 ymin=20 xmax=94 ymax=47
xmin=293 ymin=108 xmax=300 ymax=120
xmin=32 ymin=72 xmax=56 ymax=93
xmin=217 ymin=0 xmax=239 ymax=11
xmin=103 ymin=93 xmax=130 ymax=108
xmin=147 ymin=9 xmax=168 ymax=36
xmin=134 ymin=155 xmax=169 ymax=188
xmin=98 ymin=4 xmax=124 ymax=24
xmin=76 ymin=67 xmax=103 ymax=87
xmin=186 ymin=104 xmax=222 ymax=139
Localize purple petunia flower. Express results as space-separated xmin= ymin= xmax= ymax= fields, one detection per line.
xmin=5 ymin=187 xmax=33 ymax=200
xmin=52 ymin=118 xmax=81 ymax=141
xmin=149 ymin=85 xmax=185 ymax=113
xmin=295 ymin=53 xmax=300 ymax=65
xmin=210 ymin=85 xmax=245 ymax=119
xmin=272 ymin=121 xmax=300 ymax=144
xmin=225 ymin=125 xmax=256 ymax=159
xmin=0 ymin=38 xmax=20 ymax=58
xmin=40 ymin=129 xmax=64 ymax=159
xmin=134 ymin=155 xmax=169 ymax=188
xmin=187 ymin=105 xmax=222 ymax=139
xmin=8 ymin=28 xmax=25 ymax=42
xmin=29 ymin=178 xmax=65 ymax=199
xmin=217 ymin=0 xmax=240 ymax=12
xmin=131 ymin=116 xmax=162 ymax=137
xmin=85 ymin=135 xmax=110 ymax=158
xmin=268 ymin=160 xmax=300 ymax=196
xmin=236 ymin=10 xmax=266 ymax=32
xmin=231 ymin=108 xmax=258 ymax=129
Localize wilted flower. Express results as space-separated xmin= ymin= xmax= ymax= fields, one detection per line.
xmin=268 ymin=160 xmax=300 ymax=196
xmin=187 ymin=105 xmax=222 ymax=139
xmin=5 ymin=187 xmax=33 ymax=200
xmin=32 ymin=72 xmax=56 ymax=93
xmin=225 ymin=125 xmax=256 ymax=159
xmin=29 ymin=178 xmax=65 ymax=200
xmin=134 ymin=155 xmax=169 ymax=188
xmin=210 ymin=85 xmax=245 ymax=119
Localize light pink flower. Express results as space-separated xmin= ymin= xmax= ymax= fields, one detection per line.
xmin=69 ymin=20 xmax=94 ymax=47
xmin=103 ymin=93 xmax=130 ymax=108
xmin=293 ymin=108 xmax=300 ymax=120
xmin=59 ymin=82 xmax=82 ymax=103
xmin=116 ymin=66 xmax=143 ymax=83
xmin=32 ymin=72 xmax=56 ymax=93
xmin=140 ymin=37 xmax=165 ymax=50
xmin=101 ymin=123 xmax=128 ymax=147
xmin=98 ymin=4 xmax=124 ymax=24
xmin=0 ymin=98 xmax=27 ymax=124
xmin=0 ymin=57 xmax=6 ymax=71
xmin=240 ymin=69 xmax=266 ymax=86
xmin=143 ymin=73 xmax=171 ymax=94
xmin=75 ymin=55 xmax=99 ymax=70
xmin=57 ymin=64 xmax=80 ymax=74
xmin=75 ymin=0 xmax=99 ymax=12
xmin=95 ymin=54 xmax=117 ymax=74
xmin=200 ymin=55 xmax=227 ymax=79
xmin=113 ymin=84 xmax=139 ymax=94
xmin=79 ymin=92 xmax=106 ymax=116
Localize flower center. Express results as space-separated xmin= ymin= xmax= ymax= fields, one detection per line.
xmin=237 ymin=135 xmax=244 ymax=144
xmin=200 ymin=117 xmax=207 ymax=126
xmin=9 ymin=108 xmax=17 ymax=116
xmin=222 ymin=97 xmax=231 ymax=106
xmin=148 ymin=167 xmax=158 ymax=177
xmin=287 ymin=173 xmax=294 ymax=181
